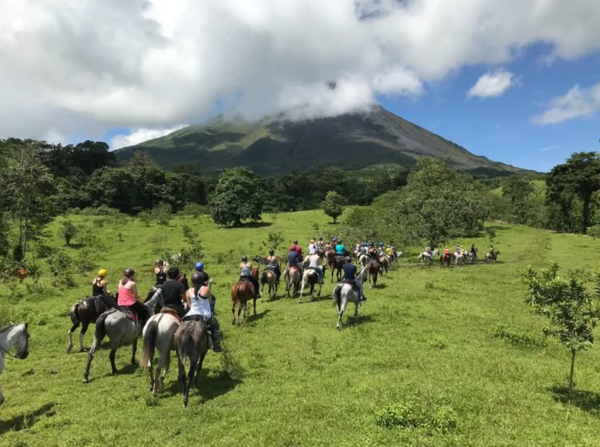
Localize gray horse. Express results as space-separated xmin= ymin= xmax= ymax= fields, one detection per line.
xmin=140 ymin=312 xmax=180 ymax=396
xmin=332 ymin=269 xmax=365 ymax=331
xmin=0 ymin=323 xmax=30 ymax=406
xmin=83 ymin=309 xmax=142 ymax=383
xmin=175 ymin=320 xmax=209 ymax=408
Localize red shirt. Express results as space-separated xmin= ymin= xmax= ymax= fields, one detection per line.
xmin=289 ymin=244 xmax=303 ymax=257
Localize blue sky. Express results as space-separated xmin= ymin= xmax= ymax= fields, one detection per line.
xmin=3 ymin=0 xmax=600 ymax=173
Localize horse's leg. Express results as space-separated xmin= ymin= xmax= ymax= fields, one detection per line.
xmin=336 ymin=298 xmax=347 ymax=331
xmin=83 ymin=332 xmax=104 ymax=383
xmin=109 ymin=343 xmax=119 ymax=376
xmin=237 ymin=306 xmax=243 ymax=325
xmin=131 ymin=336 xmax=138 ymax=365
xmin=184 ymin=356 xmax=197 ymax=408
xmin=79 ymin=321 xmax=90 ymax=352
xmin=231 ymin=303 xmax=236 ymax=326
xmin=253 ymin=297 xmax=257 ymax=316
xmin=300 ymin=277 xmax=305 ymax=301
xmin=354 ymin=300 xmax=359 ymax=324
xmin=67 ymin=319 xmax=80 ymax=354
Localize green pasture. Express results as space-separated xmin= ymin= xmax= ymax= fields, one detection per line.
xmin=2 ymin=210 xmax=600 ymax=446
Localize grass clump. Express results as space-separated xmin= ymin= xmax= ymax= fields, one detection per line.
xmin=490 ymin=323 xmax=547 ymax=347
xmin=375 ymin=397 xmax=458 ymax=433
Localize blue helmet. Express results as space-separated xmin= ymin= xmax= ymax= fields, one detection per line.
xmin=195 ymin=261 xmax=204 ymax=271
xmin=379 ymin=242 xmax=384 ymax=247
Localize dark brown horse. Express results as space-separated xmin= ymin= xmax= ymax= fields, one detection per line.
xmin=231 ymin=267 xmax=259 ymax=325
xmin=261 ymin=269 xmax=278 ymax=301
xmin=366 ymin=260 xmax=379 ymax=289
xmin=328 ymin=256 xmax=345 ymax=283
xmin=66 ymin=295 xmax=116 ymax=353
xmin=440 ymin=253 xmax=453 ymax=268
xmin=175 ymin=319 xmax=209 ymax=408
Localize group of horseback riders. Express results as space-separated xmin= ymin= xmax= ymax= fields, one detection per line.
xmin=90 ymin=259 xmax=223 ymax=353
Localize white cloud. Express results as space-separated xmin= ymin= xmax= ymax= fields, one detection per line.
xmin=540 ymin=145 xmax=560 ymax=152
xmin=467 ymin=69 xmax=514 ymax=99
xmin=2 ymin=0 xmax=600 ymax=142
xmin=110 ymin=125 xmax=187 ymax=150
xmin=532 ymin=83 xmax=600 ymax=125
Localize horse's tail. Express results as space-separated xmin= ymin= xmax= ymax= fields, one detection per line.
xmin=94 ymin=311 xmax=110 ymax=341
xmin=140 ymin=318 xmax=158 ymax=370
xmin=70 ymin=301 xmax=82 ymax=326
xmin=333 ymin=285 xmax=342 ymax=308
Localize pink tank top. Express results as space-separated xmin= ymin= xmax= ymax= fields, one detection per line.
xmin=118 ymin=282 xmax=136 ymax=306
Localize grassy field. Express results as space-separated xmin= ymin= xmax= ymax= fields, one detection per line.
xmin=2 ymin=210 xmax=600 ymax=446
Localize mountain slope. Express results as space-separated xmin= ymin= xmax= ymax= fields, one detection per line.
xmin=115 ymin=105 xmax=524 ymax=176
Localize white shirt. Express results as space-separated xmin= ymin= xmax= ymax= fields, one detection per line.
xmin=185 ymin=288 xmax=212 ymax=320
xmin=308 ymin=243 xmax=317 ymax=255
xmin=308 ymin=254 xmax=321 ymax=269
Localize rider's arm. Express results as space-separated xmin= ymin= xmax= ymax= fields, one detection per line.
xmin=184 ymin=289 xmax=192 ymax=307
xmin=132 ymin=282 xmax=140 ymax=300
xmin=101 ymin=280 xmax=109 ymax=295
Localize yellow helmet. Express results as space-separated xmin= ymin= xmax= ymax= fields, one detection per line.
xmin=98 ymin=269 xmax=108 ymax=277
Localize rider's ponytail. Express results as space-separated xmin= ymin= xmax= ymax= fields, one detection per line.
xmin=194 ymin=282 xmax=201 ymax=298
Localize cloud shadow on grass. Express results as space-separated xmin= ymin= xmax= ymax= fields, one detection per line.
xmin=0 ymin=403 xmax=56 ymax=434
xmin=550 ymin=386 xmax=600 ymax=416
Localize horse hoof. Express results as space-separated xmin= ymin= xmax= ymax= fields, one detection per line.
xmin=83 ymin=378 xmax=89 ymax=384
xmin=66 ymin=347 xmax=71 ymax=354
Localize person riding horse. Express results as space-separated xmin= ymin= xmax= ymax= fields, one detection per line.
xmin=287 ymin=246 xmax=303 ymax=276
xmin=341 ymin=257 xmax=367 ymax=302
xmin=195 ymin=261 xmax=216 ymax=313
xmin=184 ymin=272 xmax=223 ymax=352
xmin=240 ymin=256 xmax=260 ymax=298
xmin=316 ymin=237 xmax=324 ymax=249
xmin=368 ymin=243 xmax=378 ymax=259
xmin=335 ymin=240 xmax=346 ymax=257
xmin=91 ymin=269 xmax=117 ymax=310
xmin=160 ymin=267 xmax=188 ymax=318
xmin=266 ymin=249 xmax=281 ymax=283
xmin=154 ymin=259 xmax=167 ymax=286
xmin=289 ymin=240 xmax=303 ymax=261
xmin=308 ymin=239 xmax=317 ymax=256
xmin=470 ymin=244 xmax=477 ymax=258
xmin=117 ymin=269 xmax=151 ymax=327
xmin=306 ymin=251 xmax=324 ymax=285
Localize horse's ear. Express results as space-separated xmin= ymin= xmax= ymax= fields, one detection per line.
xmin=9 ymin=321 xmax=14 ymax=326
xmin=24 ymin=323 xmax=28 ymax=330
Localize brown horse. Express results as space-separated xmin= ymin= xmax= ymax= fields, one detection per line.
xmin=261 ymin=269 xmax=278 ymax=301
xmin=284 ymin=266 xmax=302 ymax=297
xmin=440 ymin=253 xmax=453 ymax=268
xmin=484 ymin=250 xmax=501 ymax=263
xmin=366 ymin=260 xmax=379 ymax=289
xmin=66 ymin=295 xmax=116 ymax=353
xmin=231 ymin=267 xmax=259 ymax=325
xmin=2 ymin=268 xmax=29 ymax=284
xmin=328 ymin=256 xmax=345 ymax=283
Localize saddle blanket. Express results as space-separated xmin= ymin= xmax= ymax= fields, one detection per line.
xmin=342 ymin=281 xmax=359 ymax=291
xmin=160 ymin=307 xmax=182 ymax=324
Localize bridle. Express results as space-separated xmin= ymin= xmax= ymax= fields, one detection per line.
xmin=0 ymin=324 xmax=28 ymax=360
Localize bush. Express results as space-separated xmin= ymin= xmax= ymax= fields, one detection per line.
xmin=153 ymin=203 xmax=173 ymax=226
xmin=586 ymin=225 xmax=600 ymax=238
xmin=47 ymin=251 xmax=75 ymax=288
xmin=74 ymin=247 xmax=96 ymax=274
xmin=58 ymin=220 xmax=78 ymax=246
xmin=490 ymin=324 xmax=547 ymax=347
xmin=178 ymin=203 xmax=204 ymax=219
xmin=375 ymin=398 xmax=457 ymax=433
xmin=138 ymin=210 xmax=153 ymax=227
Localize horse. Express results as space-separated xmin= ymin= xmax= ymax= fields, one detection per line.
xmin=454 ymin=250 xmax=467 ymax=266
xmin=366 ymin=260 xmax=379 ymax=289
xmin=66 ymin=295 xmax=116 ymax=353
xmin=140 ymin=311 xmax=180 ymax=397
xmin=2 ymin=268 xmax=29 ymax=284
xmin=418 ymin=249 xmax=439 ymax=265
xmin=440 ymin=252 xmax=454 ymax=268
xmin=0 ymin=323 xmax=30 ymax=406
xmin=231 ymin=267 xmax=259 ymax=325
xmin=284 ymin=266 xmax=302 ymax=297
xmin=466 ymin=251 xmax=477 ymax=264
xmin=485 ymin=250 xmax=501 ymax=263
xmin=260 ymin=269 xmax=278 ymax=301
xmin=378 ymin=255 xmax=389 ymax=276
xmin=83 ymin=308 xmax=143 ymax=383
xmin=328 ymin=256 xmax=345 ymax=283
xmin=333 ymin=269 xmax=365 ymax=331
xmin=299 ymin=268 xmax=322 ymax=302
xmin=358 ymin=253 xmax=369 ymax=267
xmin=175 ymin=319 xmax=209 ymax=408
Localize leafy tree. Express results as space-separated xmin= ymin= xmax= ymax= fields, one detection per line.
xmin=178 ymin=203 xmax=204 ymax=219
xmin=389 ymin=158 xmax=490 ymax=246
xmin=322 ymin=191 xmax=346 ymax=224
xmin=546 ymin=152 xmax=600 ymax=233
xmin=524 ymin=264 xmax=600 ymax=400
xmin=153 ymin=203 xmax=173 ymax=226
xmin=209 ymin=167 xmax=264 ymax=226
xmin=502 ymin=175 xmax=535 ymax=225
xmin=59 ymin=220 xmax=78 ymax=246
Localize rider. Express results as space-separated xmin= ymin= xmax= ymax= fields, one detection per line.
xmin=240 ymin=255 xmax=260 ymax=298
xmin=489 ymin=245 xmax=495 ymax=255
xmin=444 ymin=246 xmax=450 ymax=256
xmin=266 ymin=249 xmax=281 ymax=283
xmin=335 ymin=239 xmax=346 ymax=257
xmin=154 ymin=259 xmax=167 ymax=286
xmin=385 ymin=244 xmax=393 ymax=257
xmin=306 ymin=250 xmax=324 ymax=285
xmin=184 ymin=273 xmax=223 ymax=352
xmin=289 ymin=240 xmax=303 ymax=260
xmin=92 ymin=269 xmax=117 ymax=309
xmin=470 ymin=244 xmax=477 ymax=257
xmin=160 ymin=267 xmax=187 ymax=318
xmin=368 ymin=243 xmax=378 ymax=259
xmin=316 ymin=237 xmax=324 ymax=249
xmin=117 ymin=269 xmax=150 ymax=326
xmin=378 ymin=242 xmax=385 ymax=256
xmin=195 ymin=261 xmax=216 ymax=313
xmin=308 ymin=239 xmax=317 ymax=255
xmin=341 ymin=256 xmax=367 ymax=302
xmin=287 ymin=246 xmax=302 ymax=276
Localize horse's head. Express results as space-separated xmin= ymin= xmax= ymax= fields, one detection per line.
xmin=251 ymin=267 xmax=260 ymax=279
xmin=13 ymin=323 xmax=30 ymax=359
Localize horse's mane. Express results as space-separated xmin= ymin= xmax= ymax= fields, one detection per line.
xmin=0 ymin=324 xmax=16 ymax=334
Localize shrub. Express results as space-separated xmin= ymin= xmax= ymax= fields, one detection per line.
xmin=74 ymin=247 xmax=96 ymax=274
xmin=58 ymin=220 xmax=78 ymax=246
xmin=138 ymin=210 xmax=153 ymax=227
xmin=586 ymin=225 xmax=600 ymax=239
xmin=490 ymin=323 xmax=547 ymax=347
xmin=375 ymin=398 xmax=457 ymax=433
xmin=178 ymin=203 xmax=204 ymax=219
xmin=47 ymin=251 xmax=75 ymax=288
xmin=153 ymin=203 xmax=173 ymax=226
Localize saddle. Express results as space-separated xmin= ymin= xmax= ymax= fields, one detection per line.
xmin=342 ymin=280 xmax=359 ymax=291
xmin=240 ymin=276 xmax=252 ymax=282
xmin=288 ymin=266 xmax=299 ymax=272
xmin=120 ymin=309 xmax=138 ymax=322
xmin=160 ymin=307 xmax=182 ymax=324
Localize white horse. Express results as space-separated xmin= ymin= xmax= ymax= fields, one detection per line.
xmin=299 ymin=268 xmax=323 ymax=302
xmin=332 ymin=268 xmax=366 ymax=330
xmin=0 ymin=323 xmax=30 ymax=406
xmin=358 ymin=253 xmax=369 ymax=267
xmin=140 ymin=312 xmax=180 ymax=396
xmin=454 ymin=249 xmax=467 ymax=266
xmin=418 ymin=249 xmax=439 ymax=264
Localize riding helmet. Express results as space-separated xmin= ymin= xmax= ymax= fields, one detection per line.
xmin=379 ymin=242 xmax=384 ymax=247
xmin=124 ymin=268 xmax=135 ymax=278
xmin=191 ymin=272 xmax=203 ymax=285
xmin=293 ymin=240 xmax=298 ymax=244
xmin=98 ymin=269 xmax=108 ymax=277
xmin=344 ymin=256 xmax=352 ymax=264
xmin=269 ymin=249 xmax=274 ymax=255
xmin=154 ymin=259 xmax=164 ymax=266
xmin=195 ymin=261 xmax=204 ymax=271
xmin=242 ymin=255 xmax=248 ymax=262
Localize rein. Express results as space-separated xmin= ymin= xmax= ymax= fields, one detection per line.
xmin=0 ymin=342 xmax=21 ymax=360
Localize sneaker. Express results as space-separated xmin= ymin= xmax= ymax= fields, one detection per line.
xmin=213 ymin=344 xmax=224 ymax=353
xmin=360 ymin=295 xmax=367 ymax=302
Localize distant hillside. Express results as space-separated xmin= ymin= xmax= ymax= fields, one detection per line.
xmin=115 ymin=105 xmax=525 ymax=176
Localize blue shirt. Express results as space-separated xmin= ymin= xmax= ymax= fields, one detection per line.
xmin=343 ymin=264 xmax=357 ymax=281
xmin=336 ymin=244 xmax=346 ymax=255
xmin=288 ymin=251 xmax=299 ymax=266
